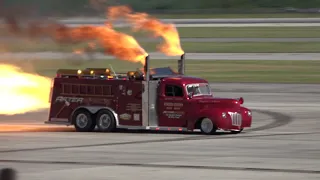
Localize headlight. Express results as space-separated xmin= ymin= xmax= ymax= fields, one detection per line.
xmin=222 ymin=112 xmax=227 ymax=118
xmin=247 ymin=111 xmax=252 ymax=116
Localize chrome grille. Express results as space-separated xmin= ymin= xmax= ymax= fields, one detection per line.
xmin=228 ymin=112 xmax=242 ymax=126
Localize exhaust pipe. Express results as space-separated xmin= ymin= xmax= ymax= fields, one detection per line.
xmin=143 ymin=55 xmax=150 ymax=126
xmin=144 ymin=55 xmax=150 ymax=81
xmin=178 ymin=53 xmax=185 ymax=75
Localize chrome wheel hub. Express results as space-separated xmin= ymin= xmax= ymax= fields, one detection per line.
xmin=99 ymin=114 xmax=111 ymax=128
xmin=201 ymin=118 xmax=213 ymax=133
xmin=76 ymin=114 xmax=88 ymax=128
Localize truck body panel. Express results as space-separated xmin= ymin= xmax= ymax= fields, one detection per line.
xmin=46 ymin=54 xmax=252 ymax=134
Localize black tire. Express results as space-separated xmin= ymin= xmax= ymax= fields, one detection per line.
xmin=200 ymin=118 xmax=217 ymax=135
xmin=96 ymin=109 xmax=116 ymax=132
xmin=72 ymin=109 xmax=96 ymax=132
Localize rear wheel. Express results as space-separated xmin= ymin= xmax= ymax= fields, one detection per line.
xmin=96 ymin=109 xmax=116 ymax=132
xmin=200 ymin=118 xmax=216 ymax=135
xmin=73 ymin=110 xmax=96 ymax=132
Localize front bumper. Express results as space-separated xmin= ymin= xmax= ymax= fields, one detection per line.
xmin=217 ymin=110 xmax=252 ymax=130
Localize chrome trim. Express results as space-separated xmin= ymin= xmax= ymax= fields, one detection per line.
xmin=45 ymin=121 xmax=71 ymax=126
xmin=228 ymin=112 xmax=242 ymax=126
xmin=117 ymin=125 xmax=188 ymax=131
xmin=50 ymin=118 xmax=68 ymax=122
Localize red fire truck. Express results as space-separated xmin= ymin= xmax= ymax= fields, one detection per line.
xmin=46 ymin=54 xmax=252 ymax=134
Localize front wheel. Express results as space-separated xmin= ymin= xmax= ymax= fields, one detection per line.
xmin=200 ymin=118 xmax=217 ymax=135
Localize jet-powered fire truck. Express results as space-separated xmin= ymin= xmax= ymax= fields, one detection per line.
xmin=46 ymin=54 xmax=252 ymax=134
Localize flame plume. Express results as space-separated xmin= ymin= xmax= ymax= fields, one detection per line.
xmin=107 ymin=5 xmax=184 ymax=56
xmin=0 ymin=64 xmax=52 ymax=115
xmin=4 ymin=14 xmax=147 ymax=64
xmin=95 ymin=26 xmax=148 ymax=64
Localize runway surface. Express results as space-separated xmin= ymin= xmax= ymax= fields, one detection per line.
xmin=59 ymin=17 xmax=320 ymax=24
xmin=0 ymin=83 xmax=320 ymax=180
xmin=4 ymin=17 xmax=320 ymax=27
xmin=1 ymin=52 xmax=320 ymax=60
xmin=58 ymin=17 xmax=320 ymax=27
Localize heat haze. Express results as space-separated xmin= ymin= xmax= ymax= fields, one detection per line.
xmin=107 ymin=5 xmax=184 ymax=56
xmin=0 ymin=64 xmax=51 ymax=115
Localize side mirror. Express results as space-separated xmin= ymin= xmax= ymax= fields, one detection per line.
xmin=238 ymin=97 xmax=244 ymax=104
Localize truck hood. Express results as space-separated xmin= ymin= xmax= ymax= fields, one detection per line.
xmin=193 ymin=96 xmax=244 ymax=106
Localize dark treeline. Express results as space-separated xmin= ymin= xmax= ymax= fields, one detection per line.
xmin=2 ymin=0 xmax=320 ymax=16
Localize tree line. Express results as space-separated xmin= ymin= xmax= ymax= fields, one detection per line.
xmin=2 ymin=0 xmax=320 ymax=16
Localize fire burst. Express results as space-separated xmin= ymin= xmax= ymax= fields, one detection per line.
xmin=0 ymin=64 xmax=51 ymax=115
xmin=4 ymin=13 xmax=148 ymax=64
xmin=50 ymin=24 xmax=148 ymax=64
xmin=107 ymin=5 xmax=185 ymax=56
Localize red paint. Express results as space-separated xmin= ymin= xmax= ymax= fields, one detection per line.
xmin=47 ymin=68 xmax=252 ymax=133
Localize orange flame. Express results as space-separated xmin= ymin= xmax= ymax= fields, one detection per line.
xmin=4 ymin=14 xmax=148 ymax=64
xmin=0 ymin=64 xmax=52 ymax=115
xmin=64 ymin=25 xmax=147 ymax=64
xmin=108 ymin=5 xmax=184 ymax=56
xmin=95 ymin=26 xmax=148 ymax=64
xmin=73 ymin=49 xmax=84 ymax=55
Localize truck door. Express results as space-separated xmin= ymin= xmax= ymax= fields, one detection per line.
xmin=158 ymin=83 xmax=187 ymax=127
xmin=117 ymin=81 xmax=143 ymax=126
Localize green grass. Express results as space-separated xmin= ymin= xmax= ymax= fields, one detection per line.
xmin=152 ymin=13 xmax=320 ymax=19
xmin=175 ymin=27 xmax=320 ymax=38
xmin=6 ymin=59 xmax=320 ymax=83
xmin=178 ymin=42 xmax=320 ymax=53
xmin=2 ymin=25 xmax=320 ymax=39
xmin=3 ymin=40 xmax=320 ymax=53
xmin=112 ymin=26 xmax=320 ymax=38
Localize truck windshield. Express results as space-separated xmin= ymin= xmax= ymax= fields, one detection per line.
xmin=186 ymin=83 xmax=211 ymax=96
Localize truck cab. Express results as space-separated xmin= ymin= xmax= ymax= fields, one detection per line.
xmin=145 ymin=75 xmax=252 ymax=134
xmin=46 ymin=54 xmax=252 ymax=134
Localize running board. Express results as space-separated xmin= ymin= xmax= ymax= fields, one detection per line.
xmin=45 ymin=121 xmax=71 ymax=126
xmin=117 ymin=125 xmax=188 ymax=131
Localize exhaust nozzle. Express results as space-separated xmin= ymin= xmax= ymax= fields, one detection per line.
xmin=144 ymin=55 xmax=150 ymax=81
xmin=178 ymin=53 xmax=185 ymax=75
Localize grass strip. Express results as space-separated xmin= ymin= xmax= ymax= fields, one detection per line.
xmin=1 ymin=26 xmax=320 ymax=38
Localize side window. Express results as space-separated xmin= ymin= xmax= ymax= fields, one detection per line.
xmin=165 ymin=85 xmax=183 ymax=97
xmin=165 ymin=85 xmax=174 ymax=96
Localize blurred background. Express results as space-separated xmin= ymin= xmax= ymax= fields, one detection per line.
xmin=2 ymin=0 xmax=320 ymax=16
